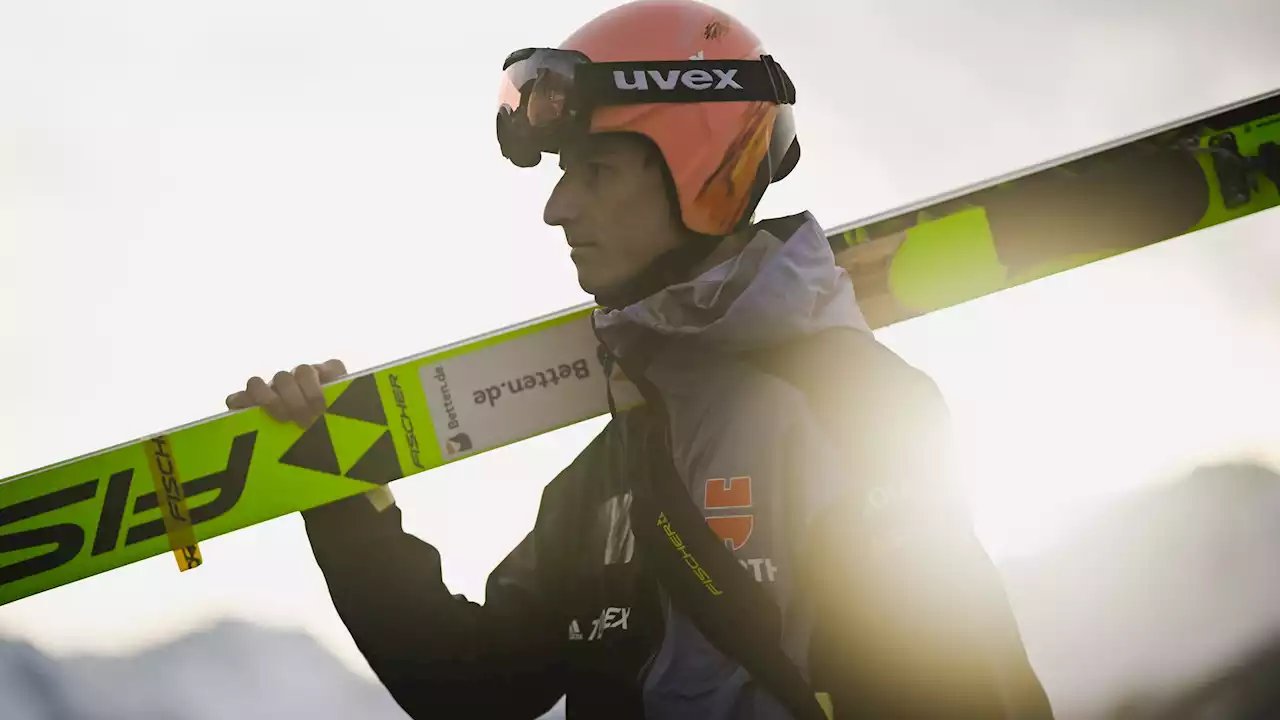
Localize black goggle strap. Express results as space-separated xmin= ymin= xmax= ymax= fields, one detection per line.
xmin=573 ymin=55 xmax=795 ymax=110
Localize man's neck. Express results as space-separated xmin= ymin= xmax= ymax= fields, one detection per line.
xmin=596 ymin=226 xmax=757 ymax=310
xmin=685 ymin=229 xmax=752 ymax=281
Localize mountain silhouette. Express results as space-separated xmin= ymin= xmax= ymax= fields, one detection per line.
xmin=0 ymin=619 xmax=409 ymax=720
xmin=1000 ymin=461 xmax=1280 ymax=719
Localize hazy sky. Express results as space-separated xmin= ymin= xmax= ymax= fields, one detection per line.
xmin=1 ymin=0 xmax=1279 ymax=687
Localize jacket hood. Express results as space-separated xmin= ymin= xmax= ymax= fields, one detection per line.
xmin=593 ymin=212 xmax=871 ymax=357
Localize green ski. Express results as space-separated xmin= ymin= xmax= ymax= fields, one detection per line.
xmin=2 ymin=85 xmax=1277 ymax=608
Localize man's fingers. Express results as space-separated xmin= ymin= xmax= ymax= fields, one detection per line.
xmin=225 ymin=390 xmax=253 ymax=411
xmin=271 ymin=370 xmax=312 ymax=426
xmin=315 ymin=358 xmax=347 ymax=383
xmin=246 ymin=375 xmax=287 ymax=422
xmin=226 ymin=359 xmax=345 ymax=425
xmin=294 ymin=363 xmax=328 ymax=418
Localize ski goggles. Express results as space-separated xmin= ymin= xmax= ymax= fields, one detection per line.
xmin=496 ymin=47 xmax=797 ymax=168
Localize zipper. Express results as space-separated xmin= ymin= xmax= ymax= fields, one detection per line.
xmin=594 ymin=325 xmax=661 ymax=690
xmin=594 ymin=319 xmax=671 ymax=695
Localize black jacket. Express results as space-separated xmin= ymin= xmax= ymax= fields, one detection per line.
xmin=303 ymin=214 xmax=1055 ymax=719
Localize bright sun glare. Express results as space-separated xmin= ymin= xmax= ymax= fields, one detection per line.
xmin=874 ymin=219 xmax=1280 ymax=562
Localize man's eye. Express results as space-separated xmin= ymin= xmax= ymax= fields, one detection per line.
xmin=580 ymin=161 xmax=608 ymax=184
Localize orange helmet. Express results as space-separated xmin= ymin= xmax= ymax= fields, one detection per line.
xmin=497 ymin=0 xmax=800 ymax=237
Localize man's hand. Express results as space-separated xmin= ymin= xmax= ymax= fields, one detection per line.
xmin=225 ymin=359 xmax=348 ymax=426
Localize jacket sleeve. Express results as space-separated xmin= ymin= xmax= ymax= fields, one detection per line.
xmin=796 ymin=344 xmax=1055 ymax=719
xmin=301 ymin=461 xmax=574 ymax=719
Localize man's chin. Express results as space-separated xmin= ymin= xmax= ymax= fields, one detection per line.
xmin=576 ymin=273 xmax=627 ymax=307
xmin=572 ymin=265 xmax=614 ymax=298
xmin=578 ymin=278 xmax=614 ymax=303
xmin=572 ymin=260 xmax=644 ymax=307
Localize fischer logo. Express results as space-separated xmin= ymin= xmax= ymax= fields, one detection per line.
xmin=0 ymin=433 xmax=255 ymax=588
xmin=392 ymin=373 xmax=427 ymax=470
xmin=472 ymin=358 xmax=593 ymax=408
xmin=613 ymin=67 xmax=742 ymax=92
xmin=143 ymin=435 xmax=201 ymax=570
xmin=658 ymin=511 xmax=722 ymax=596
xmin=146 ymin=437 xmax=190 ymax=527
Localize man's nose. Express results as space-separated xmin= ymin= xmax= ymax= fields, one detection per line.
xmin=543 ymin=176 xmax=582 ymax=227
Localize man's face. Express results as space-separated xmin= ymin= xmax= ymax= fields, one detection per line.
xmin=543 ymin=133 xmax=685 ymax=297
